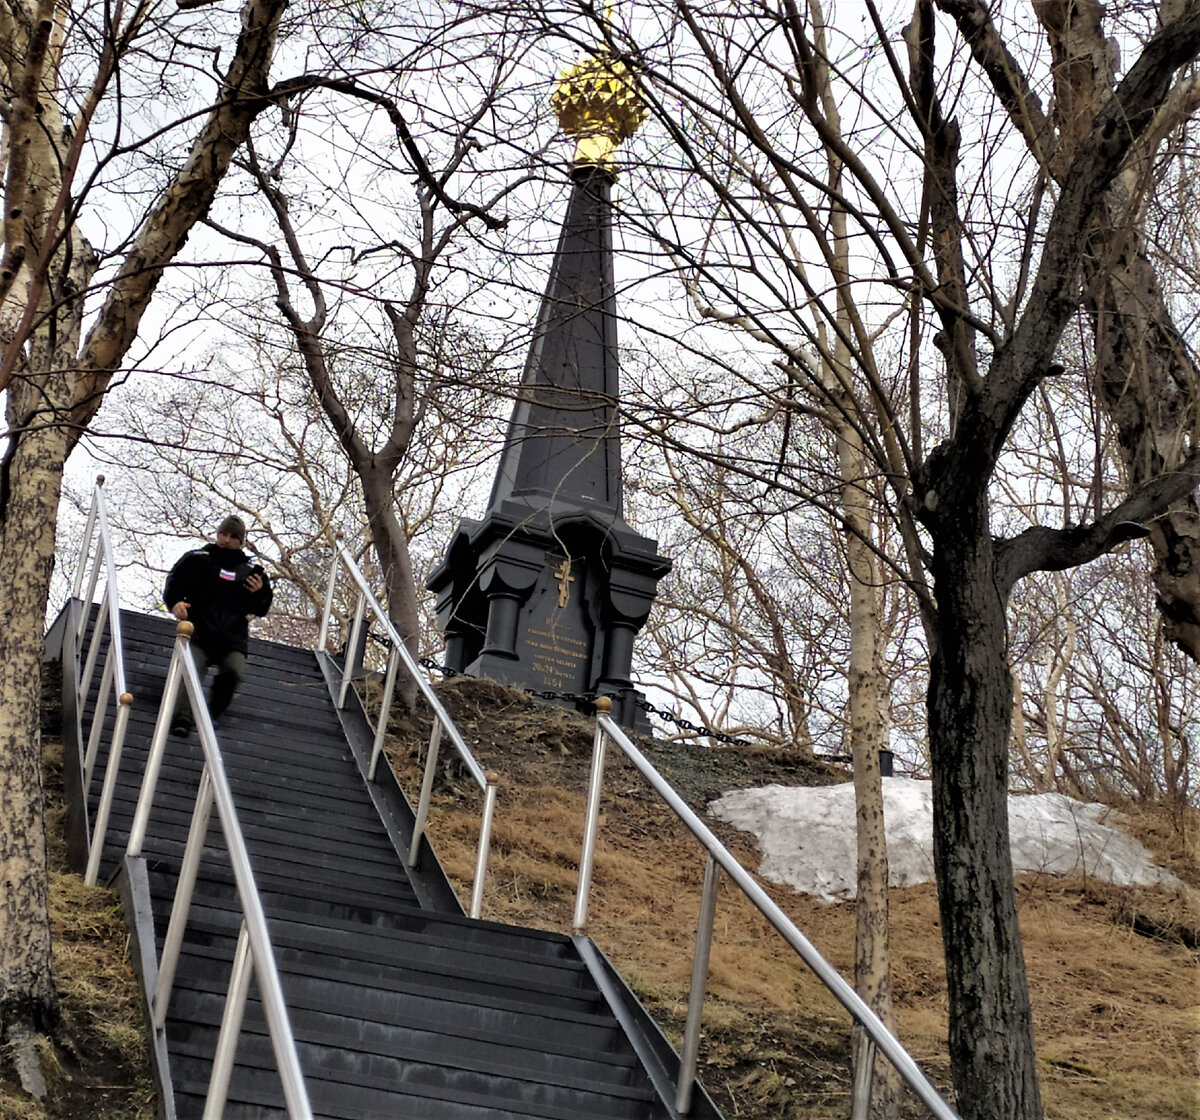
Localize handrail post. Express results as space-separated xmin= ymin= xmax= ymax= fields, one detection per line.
xmin=676 ymin=852 xmax=720 ymax=1114
xmin=315 ymin=540 xmax=341 ymax=652
xmin=84 ymin=692 xmax=134 ymax=886
xmin=337 ymin=591 xmax=366 ymax=709
xmin=76 ymin=544 xmax=105 ymax=651
xmin=409 ymin=719 xmax=443 ymax=868
xmin=469 ymin=775 xmax=499 ymax=920
xmin=368 ymin=644 xmax=400 ymax=781
xmin=203 ymin=921 xmax=253 ymax=1120
xmin=98 ymin=513 xmax=128 ymax=697
xmin=128 ymin=625 xmax=190 ymax=857
xmin=74 ymin=485 xmax=106 ymax=650
xmin=71 ymin=478 xmax=102 ymax=600
xmin=851 ymin=1033 xmax=878 ymax=1120
xmin=82 ymin=650 xmax=116 ymax=790
xmin=574 ymin=696 xmax=612 ymax=933
xmin=79 ymin=585 xmax=109 ymax=713
xmin=154 ymin=766 xmax=215 ymax=1028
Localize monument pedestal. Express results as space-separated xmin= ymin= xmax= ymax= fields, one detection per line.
xmin=428 ymin=499 xmax=668 ymax=732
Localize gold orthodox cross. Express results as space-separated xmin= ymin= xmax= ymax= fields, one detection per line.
xmin=555 ymin=558 xmax=574 ymax=608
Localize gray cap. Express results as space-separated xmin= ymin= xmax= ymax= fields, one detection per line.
xmin=217 ymin=515 xmax=246 ymax=542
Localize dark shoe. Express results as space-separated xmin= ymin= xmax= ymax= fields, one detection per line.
xmin=169 ymin=719 xmax=191 ymax=738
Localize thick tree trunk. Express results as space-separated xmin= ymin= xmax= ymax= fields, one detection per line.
xmin=1089 ymin=247 xmax=1200 ymax=662
xmin=0 ymin=380 xmax=69 ymax=1059
xmin=927 ymin=493 xmax=1042 ymax=1120
xmin=361 ymin=469 xmax=421 ymax=707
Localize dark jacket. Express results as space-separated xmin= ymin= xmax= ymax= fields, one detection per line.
xmin=163 ymin=543 xmax=272 ymax=658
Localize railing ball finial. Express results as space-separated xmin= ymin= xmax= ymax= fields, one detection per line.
xmin=176 ymin=621 xmax=195 ymax=639
xmin=335 ymin=531 xmax=345 ymax=541
xmin=120 ymin=692 xmax=134 ymax=706
xmin=595 ymin=696 xmax=613 ymax=715
xmin=96 ymin=474 xmax=106 ymax=485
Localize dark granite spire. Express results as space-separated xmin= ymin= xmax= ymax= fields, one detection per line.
xmin=488 ymin=166 xmax=622 ymax=515
xmin=428 ymin=144 xmax=670 ymax=730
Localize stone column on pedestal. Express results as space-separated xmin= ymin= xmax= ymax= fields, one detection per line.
xmin=427 ymin=54 xmax=671 ymax=732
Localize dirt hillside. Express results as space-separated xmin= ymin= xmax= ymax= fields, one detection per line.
xmin=384 ymin=677 xmax=1200 ymax=1120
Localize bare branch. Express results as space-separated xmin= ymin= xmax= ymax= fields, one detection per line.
xmin=997 ymin=445 xmax=1200 ymax=590
xmin=271 ymin=75 xmax=507 ymax=231
xmin=69 ymin=0 xmax=289 ymax=436
xmin=934 ymin=0 xmax=1055 ymax=171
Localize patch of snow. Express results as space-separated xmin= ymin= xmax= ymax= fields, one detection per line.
xmin=709 ymin=778 xmax=1183 ymax=903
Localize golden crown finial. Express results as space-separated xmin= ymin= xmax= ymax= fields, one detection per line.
xmin=551 ymin=54 xmax=647 ymax=174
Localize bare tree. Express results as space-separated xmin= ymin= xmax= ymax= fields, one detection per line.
xmin=1010 ymin=548 xmax=1198 ymax=817
xmin=204 ymin=125 xmax=524 ymax=694
xmin=630 ymin=434 xmax=841 ymax=750
xmin=0 ymin=0 xmax=296 ymax=1084
xmin=85 ymin=299 xmax=509 ymax=655
xmin=0 ymin=0 xmax=536 ymax=1091
xmin=76 ymin=27 xmax=557 ymax=693
xmin=527 ymin=2 xmax=1200 ymax=1116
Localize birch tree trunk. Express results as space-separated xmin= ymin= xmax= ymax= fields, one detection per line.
xmin=840 ymin=424 xmax=902 ymax=1120
xmin=0 ymin=0 xmax=286 ymax=1086
xmin=0 ymin=378 xmax=70 ymax=1065
xmin=815 ymin=9 xmax=900 ymax=1109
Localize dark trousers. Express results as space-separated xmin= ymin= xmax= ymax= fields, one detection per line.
xmin=172 ymin=647 xmax=247 ymax=725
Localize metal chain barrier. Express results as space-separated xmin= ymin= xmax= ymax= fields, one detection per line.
xmin=629 ymin=697 xmax=751 ymax=746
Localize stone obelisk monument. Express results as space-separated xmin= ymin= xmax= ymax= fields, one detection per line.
xmin=427 ymin=55 xmax=670 ymax=730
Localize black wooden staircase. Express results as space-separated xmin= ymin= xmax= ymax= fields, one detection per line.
xmin=51 ymin=606 xmax=720 ymax=1120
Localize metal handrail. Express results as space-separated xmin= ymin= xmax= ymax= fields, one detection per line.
xmin=315 ymin=537 xmax=498 ymax=919
xmin=577 ymin=698 xmax=961 ymax=1120
xmin=70 ymin=476 xmax=136 ymax=886
xmin=128 ymin=623 xmax=313 ymax=1120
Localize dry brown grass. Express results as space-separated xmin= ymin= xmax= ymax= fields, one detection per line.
xmin=386 ymin=677 xmax=1200 ymax=1120
xmin=0 ymin=743 xmax=155 ymax=1120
